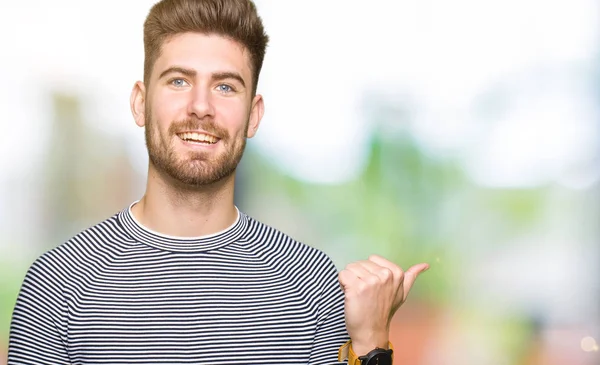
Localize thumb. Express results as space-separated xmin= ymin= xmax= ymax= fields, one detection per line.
xmin=402 ymin=263 xmax=429 ymax=301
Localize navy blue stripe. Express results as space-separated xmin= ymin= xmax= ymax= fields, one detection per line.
xmin=8 ymin=204 xmax=349 ymax=364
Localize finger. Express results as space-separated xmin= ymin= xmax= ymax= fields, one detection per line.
xmin=345 ymin=262 xmax=373 ymax=280
xmin=367 ymin=255 xmax=404 ymax=286
xmin=338 ymin=268 xmax=360 ymax=290
xmin=402 ymin=263 xmax=430 ymax=301
xmin=367 ymin=254 xmax=396 ymax=268
xmin=358 ymin=260 xmax=395 ymax=283
xmin=368 ymin=255 xmax=404 ymax=277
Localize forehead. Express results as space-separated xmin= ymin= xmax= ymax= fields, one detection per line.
xmin=153 ymin=32 xmax=252 ymax=81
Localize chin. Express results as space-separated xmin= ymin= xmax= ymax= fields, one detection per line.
xmin=171 ymin=166 xmax=237 ymax=187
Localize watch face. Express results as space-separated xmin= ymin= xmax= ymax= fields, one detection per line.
xmin=366 ymin=353 xmax=392 ymax=365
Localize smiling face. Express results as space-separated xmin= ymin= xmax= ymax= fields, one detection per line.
xmin=131 ymin=32 xmax=264 ymax=187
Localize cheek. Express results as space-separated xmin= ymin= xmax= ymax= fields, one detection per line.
xmin=215 ymin=99 xmax=250 ymax=136
xmin=150 ymin=91 xmax=187 ymax=130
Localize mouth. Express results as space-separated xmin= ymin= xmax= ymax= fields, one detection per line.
xmin=177 ymin=132 xmax=221 ymax=146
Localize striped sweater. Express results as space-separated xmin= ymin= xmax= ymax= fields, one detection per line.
xmin=8 ymin=203 xmax=350 ymax=364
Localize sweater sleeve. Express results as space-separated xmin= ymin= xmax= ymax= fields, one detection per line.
xmin=308 ymin=255 xmax=350 ymax=365
xmin=8 ymin=254 xmax=71 ymax=365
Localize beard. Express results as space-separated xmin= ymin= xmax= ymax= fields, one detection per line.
xmin=144 ymin=107 xmax=249 ymax=187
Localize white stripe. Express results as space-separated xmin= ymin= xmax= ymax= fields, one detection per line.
xmin=8 ymin=204 xmax=349 ymax=365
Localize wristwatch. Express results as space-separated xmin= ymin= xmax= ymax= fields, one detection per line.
xmin=338 ymin=341 xmax=394 ymax=365
xmin=357 ymin=347 xmax=393 ymax=365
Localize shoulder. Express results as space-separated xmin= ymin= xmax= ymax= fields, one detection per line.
xmin=23 ymin=211 xmax=131 ymax=284
xmin=243 ymin=214 xmax=339 ymax=275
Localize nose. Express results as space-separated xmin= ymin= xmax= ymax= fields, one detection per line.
xmin=187 ymin=85 xmax=215 ymax=119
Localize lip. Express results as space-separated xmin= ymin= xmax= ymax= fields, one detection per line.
xmin=176 ymin=131 xmax=221 ymax=149
xmin=177 ymin=130 xmax=220 ymax=139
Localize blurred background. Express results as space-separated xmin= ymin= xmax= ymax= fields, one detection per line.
xmin=1 ymin=0 xmax=599 ymax=364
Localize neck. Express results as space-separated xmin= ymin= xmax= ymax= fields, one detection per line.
xmin=132 ymin=165 xmax=239 ymax=238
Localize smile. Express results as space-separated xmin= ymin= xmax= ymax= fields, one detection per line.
xmin=177 ymin=132 xmax=220 ymax=145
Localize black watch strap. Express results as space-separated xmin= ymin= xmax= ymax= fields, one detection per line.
xmin=358 ymin=347 xmax=393 ymax=365
xmin=337 ymin=341 xmax=395 ymax=365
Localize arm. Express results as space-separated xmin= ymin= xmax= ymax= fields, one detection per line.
xmin=8 ymin=255 xmax=71 ymax=365
xmin=308 ymin=257 xmax=351 ymax=365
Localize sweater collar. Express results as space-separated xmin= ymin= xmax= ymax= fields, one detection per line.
xmin=118 ymin=201 xmax=248 ymax=252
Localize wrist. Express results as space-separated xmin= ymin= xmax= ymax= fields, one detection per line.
xmin=338 ymin=340 xmax=394 ymax=365
xmin=350 ymin=335 xmax=389 ymax=356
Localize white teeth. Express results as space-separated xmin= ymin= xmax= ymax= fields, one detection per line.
xmin=179 ymin=132 xmax=218 ymax=144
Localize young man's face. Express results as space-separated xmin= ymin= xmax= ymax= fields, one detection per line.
xmin=132 ymin=32 xmax=263 ymax=186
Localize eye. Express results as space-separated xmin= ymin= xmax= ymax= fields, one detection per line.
xmin=170 ymin=78 xmax=189 ymax=88
xmin=216 ymin=84 xmax=234 ymax=93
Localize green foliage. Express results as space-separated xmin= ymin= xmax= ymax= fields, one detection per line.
xmin=243 ymin=119 xmax=548 ymax=307
xmin=243 ymin=132 xmax=465 ymax=303
xmin=0 ymin=259 xmax=29 ymax=349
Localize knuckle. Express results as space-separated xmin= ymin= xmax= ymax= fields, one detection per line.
xmin=339 ymin=269 xmax=354 ymax=283
xmin=379 ymin=267 xmax=393 ymax=281
xmin=365 ymin=275 xmax=380 ymax=286
xmin=392 ymin=266 xmax=403 ymax=279
xmin=355 ymin=281 xmax=368 ymax=293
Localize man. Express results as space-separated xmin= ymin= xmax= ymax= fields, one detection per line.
xmin=8 ymin=0 xmax=429 ymax=364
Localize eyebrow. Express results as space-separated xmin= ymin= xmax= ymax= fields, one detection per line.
xmin=159 ymin=67 xmax=246 ymax=88
xmin=212 ymin=72 xmax=246 ymax=88
xmin=159 ymin=66 xmax=196 ymax=79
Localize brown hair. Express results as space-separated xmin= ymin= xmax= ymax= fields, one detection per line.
xmin=143 ymin=0 xmax=269 ymax=95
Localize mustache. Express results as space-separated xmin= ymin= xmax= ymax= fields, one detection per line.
xmin=168 ymin=117 xmax=229 ymax=139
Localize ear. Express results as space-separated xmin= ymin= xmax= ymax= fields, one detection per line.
xmin=130 ymin=81 xmax=147 ymax=127
xmin=246 ymin=94 xmax=264 ymax=139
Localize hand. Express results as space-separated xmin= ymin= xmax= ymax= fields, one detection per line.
xmin=338 ymin=255 xmax=429 ymax=355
